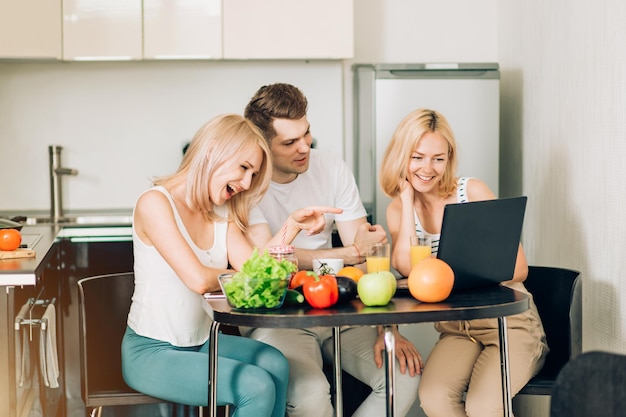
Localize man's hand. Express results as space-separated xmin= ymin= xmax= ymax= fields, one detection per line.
xmin=373 ymin=326 xmax=423 ymax=377
xmin=290 ymin=206 xmax=343 ymax=236
xmin=353 ymin=223 xmax=388 ymax=257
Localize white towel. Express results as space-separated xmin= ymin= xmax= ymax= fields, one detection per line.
xmin=15 ymin=301 xmax=31 ymax=387
xmin=39 ymin=304 xmax=60 ymax=388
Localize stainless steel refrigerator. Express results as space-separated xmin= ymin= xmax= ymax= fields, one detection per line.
xmin=353 ymin=63 xmax=500 ymax=234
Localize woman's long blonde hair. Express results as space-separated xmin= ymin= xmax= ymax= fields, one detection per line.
xmin=380 ymin=108 xmax=458 ymax=198
xmin=154 ymin=114 xmax=272 ymax=230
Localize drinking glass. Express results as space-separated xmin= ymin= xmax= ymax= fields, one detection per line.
xmin=410 ymin=235 xmax=432 ymax=268
xmin=366 ymin=242 xmax=390 ymax=273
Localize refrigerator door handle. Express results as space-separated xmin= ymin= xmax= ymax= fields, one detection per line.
xmin=385 ymin=69 xmax=499 ymax=79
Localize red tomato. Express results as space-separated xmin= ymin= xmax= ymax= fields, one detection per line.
xmin=290 ymin=270 xmax=316 ymax=289
xmin=0 ymin=229 xmax=22 ymax=251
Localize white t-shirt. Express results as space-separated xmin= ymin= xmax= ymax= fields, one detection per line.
xmin=249 ymin=149 xmax=367 ymax=250
xmin=128 ymin=186 xmax=228 ymax=346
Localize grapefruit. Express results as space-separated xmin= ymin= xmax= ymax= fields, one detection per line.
xmin=408 ymin=258 xmax=454 ymax=303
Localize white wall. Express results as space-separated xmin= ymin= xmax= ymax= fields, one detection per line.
xmin=499 ymin=1 xmax=626 ymax=415
xmin=0 ymin=60 xmax=343 ymax=212
xmin=499 ymin=0 xmax=626 ymax=353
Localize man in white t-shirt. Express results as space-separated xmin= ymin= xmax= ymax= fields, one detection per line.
xmin=243 ymin=83 xmax=421 ymax=417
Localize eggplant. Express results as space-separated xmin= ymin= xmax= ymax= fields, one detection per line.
xmin=335 ymin=276 xmax=358 ymax=303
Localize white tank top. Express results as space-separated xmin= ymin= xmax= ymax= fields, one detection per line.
xmin=413 ymin=177 xmax=470 ymax=256
xmin=127 ymin=186 xmax=228 ymax=346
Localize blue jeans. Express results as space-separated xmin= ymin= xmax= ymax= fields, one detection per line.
xmin=122 ymin=327 xmax=289 ymax=417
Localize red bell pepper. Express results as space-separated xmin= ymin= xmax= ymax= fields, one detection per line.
xmin=303 ymin=273 xmax=339 ymax=309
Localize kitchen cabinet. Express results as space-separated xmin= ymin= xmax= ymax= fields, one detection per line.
xmin=0 ymin=224 xmax=135 ymax=417
xmin=1 ymin=245 xmax=62 ymax=417
xmin=4 ymin=0 xmax=353 ymax=61
xmin=223 ymin=0 xmax=354 ymax=59
xmin=0 ymin=0 xmax=62 ymax=59
xmin=144 ymin=0 xmax=222 ymax=59
xmin=62 ymin=0 xmax=142 ymax=60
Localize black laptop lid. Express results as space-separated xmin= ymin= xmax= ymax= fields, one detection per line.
xmin=437 ymin=196 xmax=528 ymax=292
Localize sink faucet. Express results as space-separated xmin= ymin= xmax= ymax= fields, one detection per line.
xmin=49 ymin=145 xmax=78 ymax=222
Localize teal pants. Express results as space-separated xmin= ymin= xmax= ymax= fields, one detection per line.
xmin=122 ymin=327 xmax=289 ymax=417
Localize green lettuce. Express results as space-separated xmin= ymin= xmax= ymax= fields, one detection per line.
xmin=222 ymin=248 xmax=296 ymax=309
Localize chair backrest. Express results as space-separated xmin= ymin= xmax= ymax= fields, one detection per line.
xmin=550 ymin=351 xmax=626 ymax=417
xmin=523 ymin=266 xmax=582 ymax=380
xmin=77 ymin=272 xmax=163 ymax=407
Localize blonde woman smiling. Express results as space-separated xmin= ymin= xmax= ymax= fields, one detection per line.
xmin=122 ymin=114 xmax=340 ymax=417
xmin=379 ymin=108 xmax=548 ymax=417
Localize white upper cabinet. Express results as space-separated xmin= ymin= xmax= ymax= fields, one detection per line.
xmin=223 ymin=0 xmax=354 ymax=59
xmin=2 ymin=0 xmax=353 ymax=61
xmin=62 ymin=0 xmax=142 ymax=60
xmin=0 ymin=0 xmax=62 ymax=59
xmin=144 ymin=0 xmax=222 ymax=59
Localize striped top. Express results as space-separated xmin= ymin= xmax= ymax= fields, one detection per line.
xmin=413 ymin=177 xmax=470 ymax=256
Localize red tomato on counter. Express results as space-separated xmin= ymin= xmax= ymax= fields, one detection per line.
xmin=0 ymin=229 xmax=21 ymax=251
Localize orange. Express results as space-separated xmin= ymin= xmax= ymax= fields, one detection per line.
xmin=408 ymin=258 xmax=454 ymax=303
xmin=337 ymin=266 xmax=365 ymax=282
xmin=0 ymin=229 xmax=21 ymax=251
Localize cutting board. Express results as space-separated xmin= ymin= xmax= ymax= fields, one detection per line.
xmin=0 ymin=249 xmax=36 ymax=259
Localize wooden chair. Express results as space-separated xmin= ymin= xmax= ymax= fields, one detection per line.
xmin=517 ymin=266 xmax=582 ymax=396
xmin=550 ymin=350 xmax=626 ymax=417
xmin=78 ymin=273 xmax=229 ymax=417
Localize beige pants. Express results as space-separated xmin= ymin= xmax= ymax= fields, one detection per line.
xmin=418 ymin=282 xmax=549 ymax=417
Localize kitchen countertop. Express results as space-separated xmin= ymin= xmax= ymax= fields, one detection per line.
xmin=0 ymin=211 xmax=133 ymax=286
xmin=0 ymin=208 xmax=133 ymax=226
xmin=0 ymin=225 xmax=59 ymax=286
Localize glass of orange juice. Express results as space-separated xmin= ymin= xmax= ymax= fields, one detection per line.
xmin=366 ymin=243 xmax=390 ymax=273
xmin=410 ymin=235 xmax=432 ymax=269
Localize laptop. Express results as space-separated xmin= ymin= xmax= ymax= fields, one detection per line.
xmin=397 ymin=196 xmax=527 ymax=294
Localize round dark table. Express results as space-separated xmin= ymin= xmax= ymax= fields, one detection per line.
xmin=206 ymin=285 xmax=529 ymax=417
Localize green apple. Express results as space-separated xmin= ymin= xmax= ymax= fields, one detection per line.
xmin=357 ymin=272 xmax=394 ymax=306
xmin=379 ymin=270 xmax=397 ymax=296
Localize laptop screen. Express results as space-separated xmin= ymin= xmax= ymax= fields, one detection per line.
xmin=437 ymin=196 xmax=527 ymax=292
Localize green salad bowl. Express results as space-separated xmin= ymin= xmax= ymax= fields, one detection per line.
xmin=218 ymin=273 xmax=289 ymax=310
